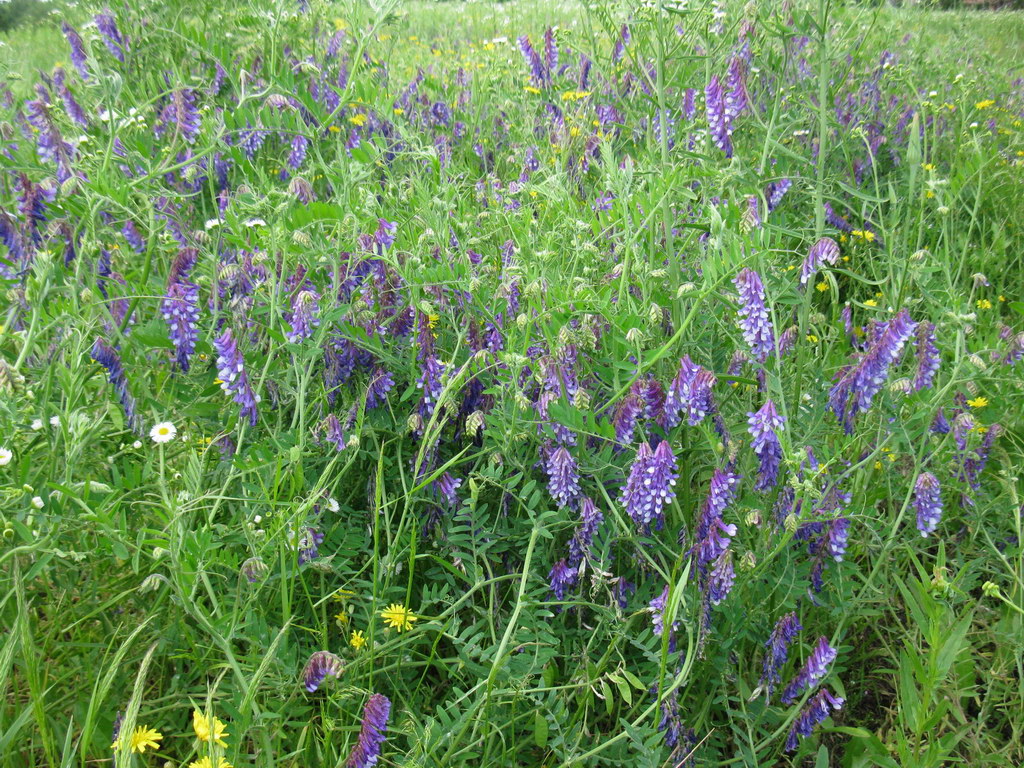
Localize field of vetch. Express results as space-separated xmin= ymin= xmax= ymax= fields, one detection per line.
xmin=1 ymin=0 xmax=1024 ymax=766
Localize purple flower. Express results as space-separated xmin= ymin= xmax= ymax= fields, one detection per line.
xmin=517 ymin=35 xmax=545 ymax=85
xmin=544 ymin=444 xmax=581 ymax=508
xmin=649 ymin=585 xmax=677 ymax=637
xmin=156 ymin=89 xmax=201 ymax=143
xmin=913 ymin=322 xmax=940 ymax=391
xmin=744 ymin=195 xmax=762 ymax=229
xmin=662 ymin=356 xmax=716 ymax=429
xmin=548 ymin=559 xmax=577 ymax=600
xmin=288 ymin=134 xmax=309 ymax=169
xmin=302 ymin=651 xmax=344 ymax=693
xmin=724 ymin=56 xmax=749 ymax=120
xmin=240 ymin=556 xmax=268 ymax=583
xmin=828 ymin=310 xmax=916 ymax=433
xmin=91 ymin=338 xmax=142 ymax=433
xmin=799 ymin=237 xmax=840 ymax=288
xmin=707 ymin=551 xmax=735 ymax=605
xmin=52 ymin=68 xmax=88 ymax=127
xmin=435 ymin=472 xmax=462 ymax=508
xmin=706 ymin=75 xmax=733 ymax=158
xmin=94 ymin=10 xmax=127 ymax=63
xmin=781 ymin=637 xmax=837 ymax=704
xmin=61 ymin=22 xmax=90 ymax=80
xmin=612 ymin=24 xmax=630 ymax=64
xmin=161 ymin=281 xmax=199 ymax=372
xmin=324 ymin=414 xmax=346 ymax=450
xmin=286 ymin=289 xmax=320 ymax=342
xmin=765 ymin=179 xmax=791 ymax=212
xmin=346 ymin=694 xmax=391 ymax=768
xmin=914 ymin=472 xmax=943 ymax=537
xmin=785 ymin=688 xmax=844 ymax=751
xmin=760 ymin=612 xmax=802 ymax=695
xmin=122 ymin=221 xmax=145 ymax=253
xmin=214 ymin=328 xmax=260 ymax=426
xmin=611 ymin=394 xmax=642 ymax=447
xmin=297 ymin=526 xmax=325 ymax=564
xmin=825 ymin=518 xmax=850 ymax=561
xmin=567 ymin=496 xmax=603 ymax=568
xmin=366 ymin=366 xmax=394 ymax=409
xmin=1003 ymin=331 xmax=1024 ymax=365
xmin=620 ymin=441 xmax=678 ymax=531
xmin=748 ymin=399 xmax=784 ymax=491
xmin=543 ymin=27 xmax=558 ymax=72
xmin=734 ymin=268 xmax=775 ymax=362
xmin=823 ymin=202 xmax=853 ymax=233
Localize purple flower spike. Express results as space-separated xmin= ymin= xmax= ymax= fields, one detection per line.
xmin=785 ymin=688 xmax=844 ymax=751
xmin=346 ymin=693 xmax=391 ymax=768
xmin=91 ymin=338 xmax=142 ymax=433
xmin=61 ymin=22 xmax=90 ymax=80
xmin=760 ymin=612 xmax=802 ymax=695
xmin=799 ymin=237 xmax=840 ymax=289
xmin=707 ymin=551 xmax=735 ymax=605
xmin=649 ymin=585 xmax=678 ymax=638
xmin=302 ymin=651 xmax=344 ymax=693
xmin=621 ymin=441 xmax=678 ymax=531
xmin=734 ymin=268 xmax=775 ymax=362
xmin=765 ymin=179 xmax=792 ymax=212
xmin=914 ymin=472 xmax=943 ymax=537
xmin=567 ymin=496 xmax=603 ymax=568
xmin=612 ymin=394 xmax=642 ymax=447
xmin=724 ymin=56 xmax=749 ymax=120
xmin=748 ymin=399 xmax=785 ymax=490
xmin=662 ymin=355 xmax=716 ymax=429
xmin=155 ymin=89 xmax=201 ymax=143
xmin=781 ymin=637 xmax=838 ymax=704
xmin=1003 ymin=331 xmax=1024 ymax=365
xmin=161 ymin=281 xmax=199 ymax=371
xmin=366 ymin=366 xmax=394 ymax=409
xmin=548 ymin=559 xmax=577 ymax=600
xmin=825 ymin=518 xmax=850 ymax=561
xmin=286 ymin=289 xmax=320 ymax=342
xmin=706 ymin=75 xmax=733 ymax=158
xmin=828 ymin=309 xmax=916 ymax=433
xmin=913 ymin=322 xmax=940 ymax=391
xmin=544 ymin=444 xmax=581 ymax=508
xmin=214 ymin=328 xmax=260 ymax=426
xmin=94 ymin=10 xmax=127 ymax=63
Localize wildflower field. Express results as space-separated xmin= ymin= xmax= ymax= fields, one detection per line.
xmin=2 ymin=0 xmax=1024 ymax=765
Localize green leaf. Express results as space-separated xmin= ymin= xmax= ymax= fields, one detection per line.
xmin=533 ymin=711 xmax=549 ymax=748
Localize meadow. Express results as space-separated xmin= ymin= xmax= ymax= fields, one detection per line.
xmin=1 ymin=0 xmax=1023 ymax=766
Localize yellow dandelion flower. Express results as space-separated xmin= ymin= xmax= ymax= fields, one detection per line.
xmin=967 ymin=396 xmax=988 ymax=408
xmin=380 ymin=603 xmax=417 ymax=632
xmin=999 ymin=295 xmax=1006 ymax=302
xmin=335 ymin=610 xmax=349 ymax=625
xmin=112 ymin=725 xmax=162 ymax=754
xmin=350 ymin=629 xmax=367 ymax=650
xmin=348 ymin=114 xmax=368 ymax=127
xmin=925 ymin=190 xmax=935 ymax=199
xmin=975 ymin=99 xmax=995 ymax=110
xmin=189 ymin=758 xmax=233 ymax=768
xmin=193 ymin=710 xmax=229 ymax=748
xmin=922 ymin=163 xmax=936 ymax=171
xmin=864 ymin=299 xmax=878 ymax=307
xmin=806 ymin=334 xmax=819 ymax=343
xmin=874 ymin=460 xmax=883 ymax=470
xmin=976 ymin=299 xmax=992 ymax=310
xmin=816 ymin=281 xmax=828 ymax=293
xmin=524 ymin=86 xmax=541 ymax=95
xmin=328 ymin=125 xmax=341 ymax=133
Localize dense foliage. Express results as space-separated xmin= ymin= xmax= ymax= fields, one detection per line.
xmin=1 ymin=0 xmax=1023 ymax=766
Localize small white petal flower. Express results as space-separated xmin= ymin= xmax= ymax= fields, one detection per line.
xmin=31 ymin=496 xmax=44 ymax=509
xmin=31 ymin=419 xmax=43 ymax=431
xmin=50 ymin=416 xmax=61 ymax=427
xmin=0 ymin=447 xmax=12 ymax=466
xmin=150 ymin=422 xmax=178 ymax=444
xmin=132 ymin=440 xmax=143 ymax=449
xmin=326 ymin=497 xmax=340 ymax=513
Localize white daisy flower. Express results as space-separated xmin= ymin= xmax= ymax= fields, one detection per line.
xmin=150 ymin=422 xmax=178 ymax=443
xmin=326 ymin=497 xmax=340 ymax=513
xmin=0 ymin=447 xmax=12 ymax=466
